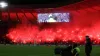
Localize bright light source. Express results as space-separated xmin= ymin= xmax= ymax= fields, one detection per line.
xmin=0 ymin=1 xmax=8 ymax=8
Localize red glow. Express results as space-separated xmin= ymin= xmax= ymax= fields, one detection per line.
xmin=10 ymin=13 xmax=17 ymax=21
xmin=2 ymin=12 xmax=9 ymax=21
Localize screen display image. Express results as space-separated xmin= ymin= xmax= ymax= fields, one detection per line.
xmin=38 ymin=13 xmax=70 ymax=23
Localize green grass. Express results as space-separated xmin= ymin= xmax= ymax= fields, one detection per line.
xmin=0 ymin=44 xmax=99 ymax=56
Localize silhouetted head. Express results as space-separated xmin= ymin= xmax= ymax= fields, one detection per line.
xmin=72 ymin=43 xmax=78 ymax=48
xmin=86 ymin=36 xmax=90 ymax=40
xmin=85 ymin=36 xmax=91 ymax=42
xmin=67 ymin=45 xmax=72 ymax=50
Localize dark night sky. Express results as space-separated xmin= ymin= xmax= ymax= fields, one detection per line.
xmin=6 ymin=0 xmax=83 ymax=8
xmin=7 ymin=0 xmax=83 ymax=4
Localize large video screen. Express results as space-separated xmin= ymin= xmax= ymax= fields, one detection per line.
xmin=38 ymin=13 xmax=70 ymax=23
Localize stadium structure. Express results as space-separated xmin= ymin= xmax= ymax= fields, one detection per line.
xmin=0 ymin=0 xmax=100 ymax=45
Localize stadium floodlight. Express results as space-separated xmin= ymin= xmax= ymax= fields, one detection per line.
xmin=0 ymin=1 xmax=8 ymax=8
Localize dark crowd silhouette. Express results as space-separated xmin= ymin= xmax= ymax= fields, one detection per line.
xmin=54 ymin=36 xmax=92 ymax=56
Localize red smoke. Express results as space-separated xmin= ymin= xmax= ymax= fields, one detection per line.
xmin=6 ymin=9 xmax=100 ymax=44
xmin=5 ymin=3 xmax=100 ymax=44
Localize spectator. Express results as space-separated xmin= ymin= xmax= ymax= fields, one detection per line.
xmin=61 ymin=45 xmax=73 ymax=56
xmin=72 ymin=43 xmax=80 ymax=56
xmin=85 ymin=36 xmax=92 ymax=56
xmin=54 ymin=45 xmax=62 ymax=56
